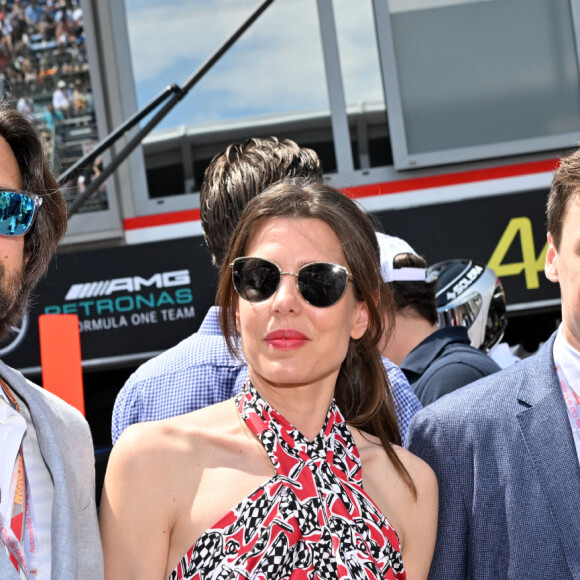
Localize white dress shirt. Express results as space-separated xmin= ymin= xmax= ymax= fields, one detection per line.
xmin=0 ymin=387 xmax=53 ymax=578
xmin=553 ymin=327 xmax=580 ymax=461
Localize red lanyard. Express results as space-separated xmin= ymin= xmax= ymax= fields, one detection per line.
xmin=557 ymin=364 xmax=580 ymax=436
xmin=0 ymin=379 xmax=28 ymax=576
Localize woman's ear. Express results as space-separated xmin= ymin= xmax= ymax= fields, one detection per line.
xmin=235 ymin=302 xmax=241 ymax=333
xmin=350 ymin=300 xmax=370 ymax=340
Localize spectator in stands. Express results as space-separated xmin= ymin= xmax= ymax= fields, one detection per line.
xmin=16 ymin=92 xmax=34 ymax=118
xmin=8 ymin=1 xmax=26 ymax=45
xmin=77 ymin=155 xmax=104 ymax=197
xmin=42 ymin=102 xmax=64 ymax=132
xmin=24 ymin=0 xmax=42 ymax=32
xmin=0 ymin=4 xmax=13 ymax=51
xmin=54 ymin=44 xmax=71 ymax=73
xmin=52 ymin=79 xmax=71 ymax=117
xmin=70 ymin=38 xmax=85 ymax=72
xmin=377 ymin=233 xmax=500 ymax=406
xmin=19 ymin=54 xmax=36 ymax=86
xmin=72 ymin=78 xmax=88 ymax=116
xmin=55 ymin=3 xmax=74 ymax=47
xmin=111 ymin=138 xmax=423 ymax=444
xmin=0 ymin=29 xmax=11 ymax=71
xmin=4 ymin=0 xmax=86 ymax=104
xmin=37 ymin=51 xmax=57 ymax=91
xmin=71 ymin=1 xmax=83 ymax=37
xmin=39 ymin=3 xmax=56 ymax=41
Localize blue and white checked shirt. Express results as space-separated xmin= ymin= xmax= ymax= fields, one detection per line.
xmin=383 ymin=356 xmax=423 ymax=441
xmin=112 ymin=307 xmax=422 ymax=444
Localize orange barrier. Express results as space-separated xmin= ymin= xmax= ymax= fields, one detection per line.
xmin=38 ymin=313 xmax=85 ymax=415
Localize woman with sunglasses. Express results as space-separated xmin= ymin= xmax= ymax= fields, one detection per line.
xmin=100 ymin=179 xmax=438 ymax=580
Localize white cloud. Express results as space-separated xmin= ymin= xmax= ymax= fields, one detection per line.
xmin=124 ymin=0 xmax=385 ymax=128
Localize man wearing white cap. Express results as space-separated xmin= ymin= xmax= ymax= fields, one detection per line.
xmin=52 ymin=80 xmax=71 ymax=118
xmin=376 ymin=233 xmax=500 ymax=406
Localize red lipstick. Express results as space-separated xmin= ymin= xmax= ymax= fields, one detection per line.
xmin=265 ymin=329 xmax=310 ymax=350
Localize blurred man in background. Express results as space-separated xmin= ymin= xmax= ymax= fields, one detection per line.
xmin=377 ymin=233 xmax=500 ymax=406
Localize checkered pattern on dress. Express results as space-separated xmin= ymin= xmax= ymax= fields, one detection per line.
xmin=169 ymin=382 xmax=406 ymax=580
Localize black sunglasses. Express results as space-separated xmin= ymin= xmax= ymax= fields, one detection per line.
xmin=0 ymin=190 xmax=43 ymax=237
xmin=230 ymin=257 xmax=353 ymax=308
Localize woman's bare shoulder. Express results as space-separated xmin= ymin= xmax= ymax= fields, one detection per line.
xmin=393 ymin=445 xmax=438 ymax=497
xmin=352 ymin=438 xmax=438 ymax=578
xmin=111 ymin=398 xmax=241 ymax=468
xmin=349 ymin=428 xmax=401 ymax=496
xmin=349 ymin=427 xmax=437 ymax=497
xmin=348 ymin=427 xmax=438 ymax=547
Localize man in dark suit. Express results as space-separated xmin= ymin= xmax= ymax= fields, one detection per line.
xmin=407 ymin=147 xmax=580 ymax=579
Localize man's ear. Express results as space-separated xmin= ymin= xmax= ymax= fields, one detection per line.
xmin=545 ymin=232 xmax=559 ymax=283
xmin=350 ymin=300 xmax=370 ymax=340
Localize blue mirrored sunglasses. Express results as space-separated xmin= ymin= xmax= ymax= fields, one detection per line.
xmin=0 ymin=191 xmax=43 ymax=237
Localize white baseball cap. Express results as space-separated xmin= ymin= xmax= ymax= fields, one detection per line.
xmin=376 ymin=232 xmax=426 ymax=283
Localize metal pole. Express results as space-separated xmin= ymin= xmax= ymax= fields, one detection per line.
xmin=58 ymin=84 xmax=182 ymax=186
xmin=317 ymin=0 xmax=354 ymax=173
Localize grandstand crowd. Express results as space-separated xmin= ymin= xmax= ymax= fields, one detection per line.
xmin=0 ymin=0 xmax=92 ymax=133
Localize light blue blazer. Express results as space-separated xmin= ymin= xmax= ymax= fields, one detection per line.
xmin=407 ymin=332 xmax=580 ymax=579
xmin=0 ymin=361 xmax=103 ymax=580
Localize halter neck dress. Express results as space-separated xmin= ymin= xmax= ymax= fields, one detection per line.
xmin=169 ymin=382 xmax=406 ymax=580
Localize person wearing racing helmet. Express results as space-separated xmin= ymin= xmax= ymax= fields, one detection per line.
xmin=377 ymin=234 xmax=500 ymax=406
xmin=431 ymin=259 xmax=520 ymax=368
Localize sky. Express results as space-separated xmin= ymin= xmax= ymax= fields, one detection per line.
xmin=123 ymin=0 xmax=386 ymax=131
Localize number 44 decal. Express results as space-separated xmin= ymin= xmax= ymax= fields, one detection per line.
xmin=487 ymin=217 xmax=548 ymax=290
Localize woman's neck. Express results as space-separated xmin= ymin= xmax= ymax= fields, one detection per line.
xmin=248 ymin=376 xmax=335 ymax=441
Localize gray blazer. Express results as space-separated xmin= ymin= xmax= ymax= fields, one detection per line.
xmin=0 ymin=361 xmax=104 ymax=580
xmin=407 ymin=332 xmax=580 ymax=579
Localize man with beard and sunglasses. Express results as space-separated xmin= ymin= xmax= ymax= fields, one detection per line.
xmin=0 ymin=105 xmax=103 ymax=580
xmin=112 ymin=137 xmax=422 ymax=445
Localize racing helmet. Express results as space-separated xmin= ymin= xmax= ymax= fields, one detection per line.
xmin=428 ymin=259 xmax=507 ymax=352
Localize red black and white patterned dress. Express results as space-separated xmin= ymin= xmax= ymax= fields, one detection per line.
xmin=169 ymin=382 xmax=406 ymax=580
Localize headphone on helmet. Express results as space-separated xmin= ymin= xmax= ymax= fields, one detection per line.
xmin=428 ymin=259 xmax=507 ymax=352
